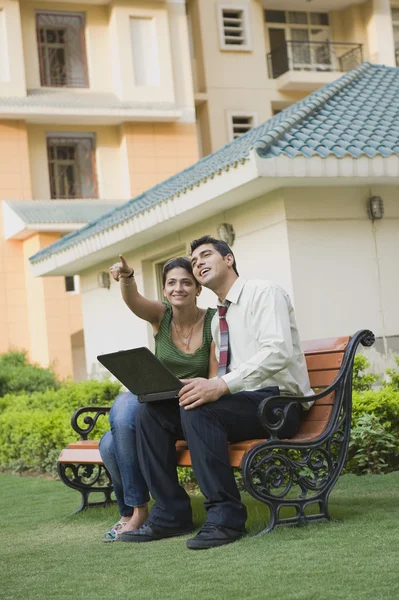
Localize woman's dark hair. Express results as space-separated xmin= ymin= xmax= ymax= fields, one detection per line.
xmin=162 ymin=257 xmax=200 ymax=288
xmin=190 ymin=235 xmax=239 ymax=276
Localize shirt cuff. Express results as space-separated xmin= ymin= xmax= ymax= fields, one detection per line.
xmin=222 ymin=371 xmax=245 ymax=394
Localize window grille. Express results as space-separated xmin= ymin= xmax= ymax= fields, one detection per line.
xmin=228 ymin=114 xmax=256 ymax=140
xmin=218 ymin=6 xmax=251 ymax=50
xmin=36 ymin=12 xmax=88 ymax=87
xmin=47 ymin=135 xmax=98 ymax=199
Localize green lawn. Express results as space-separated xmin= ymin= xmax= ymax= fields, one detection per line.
xmin=1 ymin=472 xmax=398 ymax=600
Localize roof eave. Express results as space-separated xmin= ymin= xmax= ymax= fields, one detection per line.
xmin=29 ymin=153 xmax=399 ymax=277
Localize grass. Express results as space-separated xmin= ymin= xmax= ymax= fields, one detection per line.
xmin=1 ymin=472 xmax=398 ymax=600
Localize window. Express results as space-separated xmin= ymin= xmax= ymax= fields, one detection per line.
xmin=130 ymin=17 xmax=160 ymax=86
xmin=265 ymin=11 xmax=329 ymax=26
xmin=227 ymin=112 xmax=257 ymax=141
xmin=265 ymin=9 xmax=331 ymax=76
xmin=0 ymin=10 xmax=9 ymax=82
xmin=47 ymin=134 xmax=98 ymax=199
xmin=36 ymin=12 xmax=88 ymax=87
xmin=218 ymin=6 xmax=251 ymax=51
xmin=65 ymin=275 xmax=79 ymax=293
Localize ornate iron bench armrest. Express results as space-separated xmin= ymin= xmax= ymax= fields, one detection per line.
xmin=71 ymin=406 xmax=111 ymax=440
xmin=258 ymin=328 xmax=375 ymax=440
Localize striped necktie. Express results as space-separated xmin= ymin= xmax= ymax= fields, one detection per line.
xmin=217 ymin=302 xmax=230 ymax=377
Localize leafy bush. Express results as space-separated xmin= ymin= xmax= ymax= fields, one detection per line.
xmin=352 ymin=354 xmax=380 ymax=391
xmin=385 ymin=355 xmax=399 ymax=391
xmin=347 ymin=414 xmax=397 ymax=475
xmin=0 ymin=379 xmax=121 ymax=476
xmin=347 ymin=355 xmax=399 ymax=475
xmin=0 ymin=350 xmax=59 ymax=397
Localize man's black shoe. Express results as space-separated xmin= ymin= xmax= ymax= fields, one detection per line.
xmin=186 ymin=524 xmax=245 ymax=550
xmin=120 ymin=521 xmax=194 ymax=543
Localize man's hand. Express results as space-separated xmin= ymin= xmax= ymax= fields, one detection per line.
xmin=179 ymin=378 xmax=229 ymax=410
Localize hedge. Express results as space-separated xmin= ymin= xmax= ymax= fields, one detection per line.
xmin=0 ymin=351 xmax=398 ymax=478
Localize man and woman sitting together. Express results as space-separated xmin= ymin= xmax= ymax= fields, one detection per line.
xmin=100 ymin=235 xmax=313 ymax=550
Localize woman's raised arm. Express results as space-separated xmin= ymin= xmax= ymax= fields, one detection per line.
xmin=110 ymin=255 xmax=166 ymax=326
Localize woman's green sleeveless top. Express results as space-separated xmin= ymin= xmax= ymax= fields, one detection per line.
xmin=155 ymin=304 xmax=216 ymax=379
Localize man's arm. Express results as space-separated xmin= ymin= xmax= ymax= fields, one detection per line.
xmin=221 ymin=286 xmax=293 ymax=394
xmin=179 ymin=286 xmax=293 ymax=408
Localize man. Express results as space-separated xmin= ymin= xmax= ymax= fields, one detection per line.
xmin=121 ymin=236 xmax=313 ymax=549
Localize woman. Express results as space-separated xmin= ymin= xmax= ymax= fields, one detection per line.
xmin=99 ymin=254 xmax=217 ymax=541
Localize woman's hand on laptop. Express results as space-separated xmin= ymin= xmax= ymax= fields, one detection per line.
xmin=179 ymin=378 xmax=229 ymax=410
xmin=109 ymin=255 xmax=134 ymax=282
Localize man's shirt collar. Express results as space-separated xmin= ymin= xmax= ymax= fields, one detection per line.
xmin=218 ymin=277 xmax=246 ymax=306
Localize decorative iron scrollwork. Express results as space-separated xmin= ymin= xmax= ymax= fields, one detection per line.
xmin=71 ymin=406 xmax=111 ymax=440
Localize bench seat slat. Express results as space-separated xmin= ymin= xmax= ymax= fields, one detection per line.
xmin=306 ymin=353 xmax=344 ymax=371
xmin=302 ymin=336 xmax=350 ymax=354
xmin=309 ymin=369 xmax=339 ymax=388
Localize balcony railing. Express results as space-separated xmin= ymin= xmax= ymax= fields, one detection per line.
xmin=267 ymin=41 xmax=363 ymax=79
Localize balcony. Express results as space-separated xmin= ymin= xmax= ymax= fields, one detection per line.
xmin=267 ymin=41 xmax=363 ymax=92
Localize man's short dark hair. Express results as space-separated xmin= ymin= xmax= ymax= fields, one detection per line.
xmin=190 ymin=235 xmax=239 ymax=276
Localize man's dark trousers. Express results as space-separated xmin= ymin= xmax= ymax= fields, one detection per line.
xmin=136 ymin=387 xmax=302 ymax=532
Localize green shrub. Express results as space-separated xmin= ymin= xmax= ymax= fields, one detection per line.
xmin=0 ymin=379 xmax=121 ymax=415
xmin=0 ymin=380 xmax=121 ymax=476
xmin=352 ymin=354 xmax=380 ymax=391
xmin=385 ymin=355 xmax=399 ymax=391
xmin=347 ymin=413 xmax=397 ymax=475
xmin=0 ymin=350 xmax=59 ymax=397
xmin=348 ymin=355 xmax=399 ymax=475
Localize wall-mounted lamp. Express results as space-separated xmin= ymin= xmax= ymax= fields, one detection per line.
xmin=98 ymin=271 xmax=111 ymax=289
xmin=217 ymin=222 xmax=235 ymax=246
xmin=368 ymin=196 xmax=384 ymax=220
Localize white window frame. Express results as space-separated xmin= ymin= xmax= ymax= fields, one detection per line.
xmin=226 ymin=111 xmax=258 ymax=142
xmin=0 ymin=9 xmax=10 ymax=82
xmin=217 ymin=5 xmax=252 ymax=52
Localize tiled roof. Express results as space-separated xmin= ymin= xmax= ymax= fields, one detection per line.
xmin=30 ymin=62 xmax=399 ymax=264
xmin=0 ymin=89 xmax=178 ymax=111
xmin=7 ymin=200 xmax=119 ymax=224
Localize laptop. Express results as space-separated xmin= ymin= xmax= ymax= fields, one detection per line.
xmin=97 ymin=347 xmax=183 ymax=403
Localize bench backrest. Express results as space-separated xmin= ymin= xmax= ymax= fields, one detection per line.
xmin=295 ymin=336 xmax=350 ymax=440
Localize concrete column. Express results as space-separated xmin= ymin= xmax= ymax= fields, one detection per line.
xmin=367 ymin=0 xmax=395 ymax=66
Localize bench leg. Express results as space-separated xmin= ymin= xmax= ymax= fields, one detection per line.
xmin=57 ymin=462 xmax=116 ymax=514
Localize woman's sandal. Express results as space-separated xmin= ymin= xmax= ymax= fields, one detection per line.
xmin=102 ymin=520 xmax=128 ymax=542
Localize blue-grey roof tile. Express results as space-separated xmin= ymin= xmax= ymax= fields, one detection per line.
xmin=30 ymin=62 xmax=399 ymax=264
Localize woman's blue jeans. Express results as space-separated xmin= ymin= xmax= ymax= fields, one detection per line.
xmin=99 ymin=392 xmax=150 ymax=516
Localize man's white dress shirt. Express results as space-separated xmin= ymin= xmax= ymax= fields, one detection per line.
xmin=212 ymin=277 xmax=314 ymax=410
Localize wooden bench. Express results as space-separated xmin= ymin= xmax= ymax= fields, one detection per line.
xmin=58 ymin=329 xmax=374 ymax=534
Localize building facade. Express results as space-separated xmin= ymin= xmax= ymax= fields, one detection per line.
xmin=30 ymin=64 xmax=399 ymax=380
xmin=187 ymin=0 xmax=399 ymax=155
xmin=0 ymin=0 xmax=198 ymax=378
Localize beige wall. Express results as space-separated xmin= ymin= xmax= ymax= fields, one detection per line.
xmin=22 ymin=232 xmax=84 ymax=379
xmin=27 ymin=124 xmax=130 ymax=200
xmin=123 ymin=122 xmax=199 ymax=198
xmin=0 ymin=121 xmax=32 ymax=353
xmin=285 ymin=185 xmax=399 ymax=341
